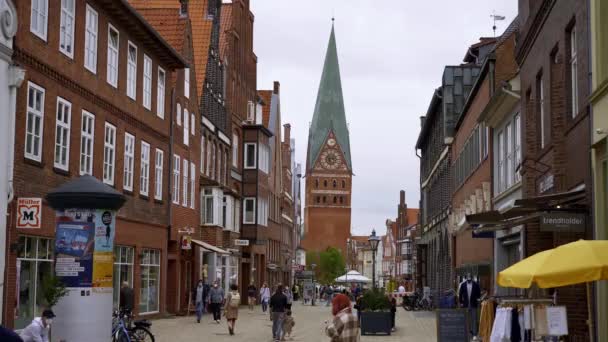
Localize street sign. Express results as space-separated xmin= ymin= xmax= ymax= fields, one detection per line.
xmin=17 ymin=198 xmax=42 ymax=229
xmin=234 ymin=239 xmax=249 ymax=246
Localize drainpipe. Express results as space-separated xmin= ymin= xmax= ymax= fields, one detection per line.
xmin=166 ymin=87 xmax=176 ymax=313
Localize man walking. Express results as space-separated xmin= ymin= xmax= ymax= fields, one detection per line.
xmin=208 ymin=281 xmax=225 ymax=323
xmin=247 ymin=281 xmax=257 ymax=311
xmin=269 ymin=284 xmax=288 ymax=342
xmin=193 ymin=280 xmax=205 ymax=323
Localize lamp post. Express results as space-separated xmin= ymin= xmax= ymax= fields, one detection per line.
xmin=368 ymin=229 xmax=380 ymax=289
xmin=389 ymin=263 xmax=394 ymax=292
xmin=311 ymin=263 xmax=317 ymax=306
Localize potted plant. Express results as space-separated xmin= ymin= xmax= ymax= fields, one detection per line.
xmin=41 ymin=275 xmax=69 ymax=309
xmin=358 ymin=288 xmax=392 ymax=335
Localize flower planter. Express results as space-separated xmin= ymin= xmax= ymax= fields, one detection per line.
xmin=360 ymin=311 xmax=392 ymax=336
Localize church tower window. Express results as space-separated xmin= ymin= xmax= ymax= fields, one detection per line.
xmin=333 ymin=196 xmax=337 ymax=204
xmin=333 ymin=180 xmax=337 ymax=188
xmin=342 ymin=180 xmax=346 ymax=188
xmin=315 ymin=179 xmax=319 ymax=188
xmin=323 ymin=180 xmax=327 ymax=187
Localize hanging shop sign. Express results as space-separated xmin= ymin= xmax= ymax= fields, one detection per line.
xmin=17 ymin=197 xmax=42 ymax=229
xmin=234 ymin=239 xmax=249 ymax=246
xmin=181 ymin=235 xmax=192 ymax=250
xmin=540 ymin=212 xmax=585 ymax=233
xmin=538 ymin=173 xmax=554 ymax=194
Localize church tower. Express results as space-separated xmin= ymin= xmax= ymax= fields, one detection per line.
xmin=302 ymin=23 xmax=352 ymax=255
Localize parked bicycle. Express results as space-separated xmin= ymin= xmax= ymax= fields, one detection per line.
xmin=111 ymin=310 xmax=155 ymax=342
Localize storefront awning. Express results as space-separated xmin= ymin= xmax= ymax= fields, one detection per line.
xmin=191 ymin=239 xmax=229 ymax=254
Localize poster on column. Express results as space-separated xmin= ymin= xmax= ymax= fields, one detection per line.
xmin=93 ymin=210 xmax=115 ymax=290
xmin=55 ymin=218 xmax=95 ymax=287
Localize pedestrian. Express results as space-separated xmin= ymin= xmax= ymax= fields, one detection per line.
xmin=247 ymin=281 xmax=257 ymax=311
xmin=398 ymin=282 xmax=406 ymax=294
xmin=260 ymin=283 xmax=271 ymax=313
xmin=193 ymin=279 xmax=205 ymax=323
xmin=325 ymin=294 xmax=359 ymax=342
xmin=19 ymin=309 xmax=54 ymax=342
xmin=292 ymin=283 xmax=299 ymax=302
xmin=0 ymin=325 xmax=23 ymax=342
xmin=269 ymin=284 xmax=288 ymax=342
xmin=390 ymin=297 xmax=397 ymax=332
xmin=119 ymin=281 xmax=135 ymax=314
xmin=224 ymin=283 xmax=240 ymax=335
xmin=325 ymin=286 xmax=334 ymax=307
xmin=282 ymin=310 xmax=295 ymax=341
xmin=208 ymin=281 xmax=225 ymax=323
xmin=284 ymin=286 xmax=293 ymax=311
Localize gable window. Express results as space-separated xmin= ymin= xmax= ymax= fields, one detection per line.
xmin=183 ymin=109 xmax=189 ymax=145
xmin=190 ymin=162 xmax=195 ymax=209
xmin=80 ymin=110 xmax=95 ymax=175
xmin=54 ymin=97 xmax=71 ymax=170
xmin=157 ymin=68 xmax=166 ymax=118
xmin=143 ymin=55 xmax=152 ymax=109
xmin=123 ymin=133 xmax=135 ymax=191
xmin=172 ymin=155 xmax=180 ymax=204
xmin=569 ymin=26 xmax=578 ymax=118
xmin=140 ymin=141 xmax=150 ymax=196
xmin=25 ymin=82 xmax=45 ymax=162
xmin=59 ymin=0 xmax=75 ymax=57
xmin=84 ymin=5 xmax=98 ymax=73
xmin=244 ymin=143 xmax=256 ymax=169
xmin=184 ymin=68 xmax=190 ymax=98
xmin=30 ymin=0 xmax=48 ymax=40
xmin=127 ymin=42 xmax=137 ymax=99
xmin=103 ymin=123 xmax=116 ymax=185
xmin=182 ymin=158 xmax=189 ymax=206
xmin=243 ymin=198 xmax=256 ymax=224
xmin=232 ymin=133 xmax=238 ymax=168
xmin=333 ymin=180 xmax=337 ymax=188
xmin=107 ymin=25 xmax=119 ymax=87
xmin=155 ymin=149 xmax=163 ymax=200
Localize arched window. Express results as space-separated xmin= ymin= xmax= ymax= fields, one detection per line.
xmin=323 ymin=180 xmax=327 ymax=187
xmin=333 ymin=180 xmax=337 ymax=188
xmin=339 ymin=197 xmax=344 ymax=204
xmin=342 ymin=180 xmax=346 ymax=188
xmin=333 ymin=196 xmax=337 ymax=204
xmin=322 ymin=196 xmax=326 ymax=203
xmin=316 ymin=196 xmax=320 ymax=204
xmin=315 ymin=179 xmax=319 ymax=188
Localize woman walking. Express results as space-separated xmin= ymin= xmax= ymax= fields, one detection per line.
xmin=260 ymin=283 xmax=271 ymax=313
xmin=325 ymin=294 xmax=359 ymax=342
xmin=224 ymin=284 xmax=240 ymax=335
xmin=284 ymin=286 xmax=293 ymax=311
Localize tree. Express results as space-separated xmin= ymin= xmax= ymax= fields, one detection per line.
xmin=318 ymin=247 xmax=346 ymax=285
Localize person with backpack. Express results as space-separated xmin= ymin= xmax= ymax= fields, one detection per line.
xmin=224 ymin=283 xmax=240 ymax=335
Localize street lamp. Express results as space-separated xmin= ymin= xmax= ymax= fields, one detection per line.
xmin=311 ymin=263 xmax=317 ymax=306
xmin=389 ymin=263 xmax=394 ymax=292
xmin=368 ymin=229 xmax=380 ymax=289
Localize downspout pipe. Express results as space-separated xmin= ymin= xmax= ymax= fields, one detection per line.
xmin=166 ymin=87 xmax=176 ymax=312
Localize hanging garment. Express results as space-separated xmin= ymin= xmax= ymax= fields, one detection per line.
xmin=511 ymin=308 xmax=521 ymax=342
xmin=518 ymin=310 xmax=524 ymax=341
xmin=490 ymin=307 xmax=512 ymax=342
xmin=534 ymin=306 xmax=549 ymax=336
xmin=478 ymin=300 xmax=495 ymax=342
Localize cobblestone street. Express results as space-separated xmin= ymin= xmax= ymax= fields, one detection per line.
xmin=151 ymin=301 xmax=436 ymax=342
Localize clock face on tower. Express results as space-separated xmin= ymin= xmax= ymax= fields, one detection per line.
xmin=320 ymin=150 xmax=342 ymax=170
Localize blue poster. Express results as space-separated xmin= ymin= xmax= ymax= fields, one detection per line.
xmin=55 ymin=221 xmax=95 ymax=287
xmin=93 ymin=210 xmax=115 ymax=253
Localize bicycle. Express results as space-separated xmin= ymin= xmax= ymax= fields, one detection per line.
xmin=112 ymin=310 xmax=155 ymax=342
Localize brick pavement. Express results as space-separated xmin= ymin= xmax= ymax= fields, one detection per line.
xmin=150 ymin=301 xmax=437 ymax=342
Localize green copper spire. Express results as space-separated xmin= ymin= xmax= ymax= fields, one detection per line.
xmin=307 ymin=23 xmax=352 ymax=170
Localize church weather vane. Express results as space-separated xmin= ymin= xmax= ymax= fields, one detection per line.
xmin=490 ymin=12 xmax=506 ymax=37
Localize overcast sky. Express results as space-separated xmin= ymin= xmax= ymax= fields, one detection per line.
xmin=251 ymin=0 xmax=517 ymax=236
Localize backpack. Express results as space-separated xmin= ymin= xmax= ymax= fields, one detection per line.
xmin=229 ymin=291 xmax=241 ymax=308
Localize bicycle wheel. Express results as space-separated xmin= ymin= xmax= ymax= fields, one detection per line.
xmin=130 ymin=326 xmax=155 ymax=342
xmin=112 ymin=329 xmax=130 ymax=342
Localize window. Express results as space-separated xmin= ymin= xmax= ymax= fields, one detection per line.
xmin=211 ymin=143 xmax=216 ymax=178
xmin=315 ymin=179 xmax=319 ymax=188
xmin=333 ymin=196 xmax=337 ymax=204
xmin=54 ymin=97 xmax=71 ymax=170
xmin=342 ymin=180 xmax=346 ymax=188
xmin=190 ymin=162 xmax=195 ymax=209
xmin=172 ymin=155 xmax=180 ymax=204
xmin=569 ymin=26 xmax=578 ymax=118
xmin=182 ymin=158 xmax=189 ymax=206
xmin=191 ymin=113 xmax=195 ymax=135
xmin=201 ymin=136 xmax=205 ymax=172
xmin=143 ymin=55 xmax=152 ymax=109
xmin=80 ymin=110 xmax=95 ymax=175
xmin=258 ymin=144 xmax=269 ymax=173
xmin=323 ymin=180 xmax=327 ymax=187
xmin=30 ymin=0 xmax=48 ymax=40
xmin=244 ymin=143 xmax=256 ymax=169
xmin=232 ymin=133 xmax=238 ymax=168
xmin=25 ymin=82 xmax=45 ymax=162
xmin=155 ymin=149 xmax=163 ymax=200
xmin=123 ymin=133 xmax=135 ymax=191
xmin=234 ymin=200 xmax=241 ymax=232
xmin=59 ymin=0 xmax=75 ymax=57
xmin=222 ymin=196 xmax=234 ymax=229
xmin=15 ymin=236 xmax=54 ymax=329
xmin=216 ymin=147 xmax=221 ymax=181
xmin=223 ymin=150 xmax=228 ymax=185
xmin=175 ymin=104 xmax=182 ymax=128
xmin=538 ymin=75 xmax=546 ymax=149
xmin=139 ymin=249 xmax=160 ymax=314
xmin=183 ymin=109 xmax=189 ymax=145
xmin=339 ymin=196 xmax=344 ymax=204
xmin=323 ymin=196 xmax=326 ymax=203
xmin=113 ymin=246 xmax=134 ymax=310
xmin=103 ymin=123 xmax=116 ymax=185
xmin=243 ymin=198 xmax=256 ymax=224
xmin=127 ymin=42 xmax=137 ymax=99
xmin=184 ymin=68 xmax=190 ymax=98
xmin=107 ymin=25 xmax=119 ymax=87
xmin=201 ymin=187 xmax=222 ymax=225
xmin=157 ymin=68 xmax=166 ymax=118
xmin=258 ymin=196 xmax=268 ymax=226
xmin=84 ymin=5 xmax=98 ymax=73
xmin=333 ymin=180 xmax=337 ymax=188
xmin=514 ymin=114 xmax=521 ymax=182
xmin=140 ymin=141 xmax=150 ymax=196
xmin=506 ymin=123 xmax=513 ymax=189
xmin=206 ymin=138 xmax=211 ymax=176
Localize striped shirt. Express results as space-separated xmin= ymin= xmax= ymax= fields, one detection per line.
xmin=325 ymin=308 xmax=360 ymax=342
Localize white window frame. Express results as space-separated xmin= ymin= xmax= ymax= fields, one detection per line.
xmin=206 ymin=138 xmax=211 ymax=176
xmin=191 ymin=113 xmax=195 ymax=135
xmin=201 ymin=187 xmax=222 ymax=226
xmin=143 ymin=54 xmax=152 ymax=110
xmin=173 ymin=155 xmax=180 ymax=204
xmin=30 ymin=0 xmax=48 ymax=41
xmin=497 ymin=130 xmax=504 ymax=193
xmin=184 ymin=68 xmax=190 ymax=99
xmin=59 ymin=0 xmax=75 ymax=58
xmin=25 ymin=82 xmax=45 ymax=162
xmin=157 ymin=67 xmax=166 ymax=118
xmin=232 ymin=133 xmax=238 ymax=168
xmin=244 ymin=143 xmax=257 ymax=169
xmin=176 ymin=103 xmax=182 ymax=126
xmin=84 ymin=5 xmax=98 ymax=73
xmin=80 ymin=110 xmax=95 ymax=175
xmin=139 ymin=249 xmax=161 ymax=314
xmin=505 ymin=122 xmax=513 ymax=189
xmin=570 ymin=26 xmax=578 ymax=118
xmin=127 ymin=41 xmax=137 ymax=100
xmin=182 ymin=158 xmax=189 ymax=206
xmin=154 ymin=149 xmax=163 ymax=200
xmin=201 ymin=135 xmax=205 ymax=172
xmin=514 ymin=113 xmax=521 ymax=182
xmin=234 ymin=200 xmax=240 ymax=233
xmin=259 ymin=144 xmax=269 ymax=174
xmin=257 ymin=196 xmax=268 ymax=226
xmin=190 ymin=162 xmax=195 ymax=209
xmin=103 ymin=122 xmax=116 ymax=185
xmin=113 ymin=246 xmax=134 ymax=310
xmin=123 ymin=133 xmax=135 ymax=191
xmin=183 ymin=108 xmax=189 ymax=146
xmin=243 ymin=197 xmax=256 ymax=224
xmin=107 ymin=24 xmax=119 ymax=87
xmin=140 ymin=141 xmax=150 ymax=196
xmin=54 ymin=97 xmax=71 ymax=170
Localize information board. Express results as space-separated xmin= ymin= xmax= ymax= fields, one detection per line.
xmin=436 ymin=309 xmax=468 ymax=342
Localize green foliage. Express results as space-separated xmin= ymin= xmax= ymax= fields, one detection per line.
xmin=306 ymin=248 xmax=346 ymax=285
xmin=41 ymin=275 xmax=69 ymax=308
xmin=360 ymin=288 xmax=391 ymax=312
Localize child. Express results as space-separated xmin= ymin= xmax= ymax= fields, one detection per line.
xmin=390 ymin=297 xmax=397 ymax=332
xmin=282 ymin=310 xmax=295 ymax=340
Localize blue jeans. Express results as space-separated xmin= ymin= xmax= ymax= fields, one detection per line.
xmin=271 ymin=312 xmax=285 ymax=340
xmin=262 ymin=299 xmax=268 ymax=312
xmin=325 ymin=294 xmax=332 ymax=306
xmin=195 ymin=301 xmax=204 ymax=321
xmin=467 ymin=307 xmax=478 ymax=336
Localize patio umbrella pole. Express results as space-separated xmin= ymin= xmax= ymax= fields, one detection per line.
xmin=587 ymin=282 xmax=595 ymax=342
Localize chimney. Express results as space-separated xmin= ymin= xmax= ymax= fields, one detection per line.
xmin=283 ymin=123 xmax=291 ymax=143
xmin=400 ymin=190 xmax=405 ymax=206
xmin=273 ymin=81 xmax=280 ymax=95
xmin=420 ymin=116 xmax=426 ymax=128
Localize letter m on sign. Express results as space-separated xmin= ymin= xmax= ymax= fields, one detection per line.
xmin=17 ymin=198 xmax=42 ymax=229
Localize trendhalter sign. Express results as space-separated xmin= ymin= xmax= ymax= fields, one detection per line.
xmin=540 ymin=212 xmax=586 ymax=233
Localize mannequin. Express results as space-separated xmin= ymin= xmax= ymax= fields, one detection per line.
xmin=458 ymin=273 xmax=481 ymax=337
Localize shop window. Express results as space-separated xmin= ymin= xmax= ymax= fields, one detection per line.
xmin=16 ymin=236 xmax=54 ymax=329
xmin=113 ymin=246 xmax=134 ymax=310
xmin=139 ymin=249 xmax=160 ymax=314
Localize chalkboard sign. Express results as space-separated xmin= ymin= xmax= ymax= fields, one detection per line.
xmin=436 ymin=309 xmax=469 ymax=342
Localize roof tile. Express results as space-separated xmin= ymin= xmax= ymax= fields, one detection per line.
xmin=258 ymin=90 xmax=272 ymax=127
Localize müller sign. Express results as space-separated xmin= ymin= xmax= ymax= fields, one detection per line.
xmin=540 ymin=212 xmax=586 ymax=233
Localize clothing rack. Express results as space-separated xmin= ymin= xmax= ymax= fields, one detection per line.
xmin=498 ymin=298 xmax=554 ymax=305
